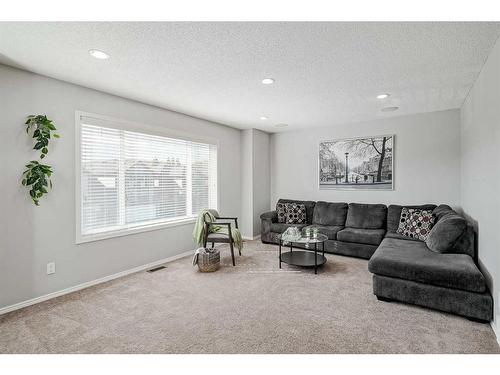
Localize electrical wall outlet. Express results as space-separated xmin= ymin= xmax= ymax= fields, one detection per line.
xmin=46 ymin=262 xmax=56 ymax=275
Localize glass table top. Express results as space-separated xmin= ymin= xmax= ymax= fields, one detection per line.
xmin=278 ymin=233 xmax=328 ymax=244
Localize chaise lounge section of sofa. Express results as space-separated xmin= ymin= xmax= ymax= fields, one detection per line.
xmin=260 ymin=199 xmax=493 ymax=321
xmin=369 ymin=204 xmax=492 ymax=322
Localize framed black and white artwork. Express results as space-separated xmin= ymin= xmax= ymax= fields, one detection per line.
xmin=319 ymin=135 xmax=394 ymax=190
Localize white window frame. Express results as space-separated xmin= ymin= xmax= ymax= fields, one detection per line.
xmin=75 ymin=111 xmax=219 ymax=244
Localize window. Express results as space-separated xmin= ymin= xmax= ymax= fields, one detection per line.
xmin=76 ymin=113 xmax=217 ymax=243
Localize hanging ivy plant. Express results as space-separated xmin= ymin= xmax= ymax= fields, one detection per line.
xmin=25 ymin=115 xmax=60 ymax=158
xmin=22 ymin=115 xmax=60 ymax=205
xmin=22 ymin=161 xmax=53 ymax=206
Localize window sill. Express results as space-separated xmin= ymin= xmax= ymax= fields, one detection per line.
xmin=76 ymin=217 xmax=197 ymax=244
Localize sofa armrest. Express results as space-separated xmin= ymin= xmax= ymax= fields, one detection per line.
xmin=260 ymin=210 xmax=277 ymax=243
xmin=260 ymin=210 xmax=278 ymax=222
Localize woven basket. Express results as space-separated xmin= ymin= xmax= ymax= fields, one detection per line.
xmin=198 ymin=249 xmax=220 ymax=272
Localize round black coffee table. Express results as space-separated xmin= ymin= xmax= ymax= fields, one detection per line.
xmin=278 ymin=233 xmax=327 ymax=274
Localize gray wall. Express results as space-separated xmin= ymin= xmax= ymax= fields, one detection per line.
xmin=240 ymin=129 xmax=254 ymax=238
xmin=0 ymin=64 xmax=242 ymax=309
xmin=252 ymin=129 xmax=271 ymax=236
xmin=460 ymin=36 xmax=500 ymax=336
xmin=270 ymin=109 xmax=461 ymax=208
xmin=240 ymin=129 xmax=271 ymax=238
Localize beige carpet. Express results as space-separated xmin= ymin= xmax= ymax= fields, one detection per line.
xmin=0 ymin=240 xmax=499 ymax=354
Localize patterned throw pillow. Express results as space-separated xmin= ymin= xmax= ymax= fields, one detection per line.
xmin=276 ymin=202 xmax=287 ymax=223
xmin=284 ymin=203 xmax=307 ymax=224
xmin=397 ymin=208 xmax=435 ymax=241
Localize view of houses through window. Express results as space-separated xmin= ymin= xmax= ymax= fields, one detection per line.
xmin=79 ymin=121 xmax=217 ymax=238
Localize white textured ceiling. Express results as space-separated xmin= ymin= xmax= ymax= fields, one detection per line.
xmin=1 ymin=22 xmax=499 ymax=132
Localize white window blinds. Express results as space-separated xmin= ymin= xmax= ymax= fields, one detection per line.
xmin=79 ymin=118 xmax=217 ymax=239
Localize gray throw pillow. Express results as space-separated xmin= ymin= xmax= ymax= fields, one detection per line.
xmin=425 ymin=212 xmax=467 ymax=253
xmin=284 ymin=203 xmax=307 ymax=224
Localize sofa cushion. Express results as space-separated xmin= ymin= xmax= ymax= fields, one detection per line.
xmin=387 ymin=204 xmax=437 ymax=233
xmin=450 ymin=223 xmax=475 ymax=257
xmin=425 ymin=212 xmax=468 ymax=253
xmin=433 ymin=204 xmax=453 ymax=221
xmin=312 ymin=201 xmax=348 ymax=226
xmin=337 ymin=227 xmax=386 ymax=246
xmin=384 ymin=231 xmax=420 ymax=242
xmin=427 ymin=206 xmax=475 ymax=257
xmin=277 ymin=199 xmax=316 ymax=224
xmin=368 ymin=238 xmax=486 ymax=293
xmin=345 ymin=203 xmax=387 ymax=229
xmin=304 ymin=225 xmax=343 ymax=240
xmin=325 ymin=240 xmax=378 ymax=259
xmin=271 ymin=223 xmax=307 ymax=233
xmin=396 ymin=208 xmax=435 ymax=241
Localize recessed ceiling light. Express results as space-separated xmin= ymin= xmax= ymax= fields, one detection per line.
xmin=274 ymin=123 xmax=288 ymax=128
xmin=89 ymin=49 xmax=110 ymax=60
xmin=260 ymin=116 xmax=268 ymax=120
xmin=262 ymin=78 xmax=275 ymax=85
xmin=381 ymin=106 xmax=399 ymax=112
xmin=376 ymin=93 xmax=390 ymax=99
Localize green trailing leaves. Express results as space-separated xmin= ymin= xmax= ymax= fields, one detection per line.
xmin=22 ymin=115 xmax=60 ymax=206
xmin=25 ymin=115 xmax=59 ymax=156
xmin=22 ymin=161 xmax=53 ymax=206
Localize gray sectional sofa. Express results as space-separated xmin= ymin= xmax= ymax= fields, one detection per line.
xmin=261 ymin=199 xmax=385 ymax=259
xmin=260 ymin=199 xmax=493 ymax=322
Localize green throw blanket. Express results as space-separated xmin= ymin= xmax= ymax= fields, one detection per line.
xmin=192 ymin=209 xmax=243 ymax=252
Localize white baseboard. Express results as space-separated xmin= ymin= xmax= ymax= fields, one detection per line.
xmin=492 ymin=320 xmax=500 ymax=346
xmin=243 ymin=235 xmax=261 ymax=241
xmin=0 ymin=250 xmax=193 ymax=316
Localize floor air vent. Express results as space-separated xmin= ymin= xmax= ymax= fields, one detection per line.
xmin=147 ymin=265 xmax=166 ymax=273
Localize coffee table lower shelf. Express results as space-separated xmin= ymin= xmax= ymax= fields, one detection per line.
xmin=280 ymin=251 xmax=326 ymax=273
